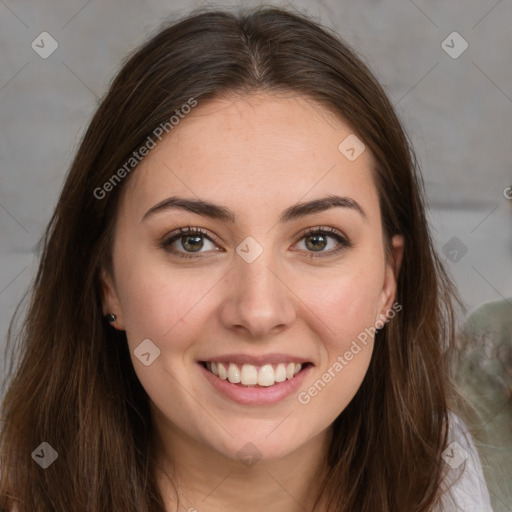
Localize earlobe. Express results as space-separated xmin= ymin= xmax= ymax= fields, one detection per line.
xmin=100 ymin=268 xmax=124 ymax=330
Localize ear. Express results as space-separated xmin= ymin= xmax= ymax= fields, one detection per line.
xmin=376 ymin=234 xmax=404 ymax=319
xmin=100 ymin=267 xmax=125 ymax=330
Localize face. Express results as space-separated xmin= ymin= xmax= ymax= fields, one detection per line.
xmin=102 ymin=92 xmax=403 ymax=464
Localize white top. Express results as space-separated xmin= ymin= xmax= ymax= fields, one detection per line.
xmin=436 ymin=411 xmax=494 ymax=511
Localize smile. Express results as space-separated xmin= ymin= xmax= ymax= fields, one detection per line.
xmin=202 ymin=361 xmax=307 ymax=387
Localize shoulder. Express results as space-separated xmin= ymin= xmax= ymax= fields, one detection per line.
xmin=436 ymin=411 xmax=494 ymax=512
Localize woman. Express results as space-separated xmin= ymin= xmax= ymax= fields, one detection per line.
xmin=0 ymin=7 xmax=493 ymax=512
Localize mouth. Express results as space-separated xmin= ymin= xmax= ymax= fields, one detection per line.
xmin=200 ymin=361 xmax=313 ymax=388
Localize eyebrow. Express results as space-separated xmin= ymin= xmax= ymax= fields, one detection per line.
xmin=142 ymin=194 xmax=366 ymax=223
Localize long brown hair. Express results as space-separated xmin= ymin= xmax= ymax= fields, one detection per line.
xmin=1 ymin=6 xmax=460 ymax=511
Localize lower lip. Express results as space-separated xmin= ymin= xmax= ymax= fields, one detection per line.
xmin=199 ymin=363 xmax=312 ymax=405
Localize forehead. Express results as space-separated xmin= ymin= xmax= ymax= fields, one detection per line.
xmin=120 ymin=92 xmax=380 ymax=225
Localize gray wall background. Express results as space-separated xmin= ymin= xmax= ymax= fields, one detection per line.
xmin=1 ymin=0 xmax=511 ymax=506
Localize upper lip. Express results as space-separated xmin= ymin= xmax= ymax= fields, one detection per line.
xmin=199 ymin=353 xmax=313 ymax=365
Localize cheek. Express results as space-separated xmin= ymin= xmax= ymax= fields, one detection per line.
xmin=300 ymin=260 xmax=384 ymax=345
xmin=115 ymin=258 xmax=216 ymax=418
xmin=292 ymin=263 xmax=382 ymax=415
xmin=114 ymin=250 xmax=213 ymax=354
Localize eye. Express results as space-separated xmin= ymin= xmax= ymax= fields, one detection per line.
xmin=293 ymin=227 xmax=351 ymax=257
xmin=160 ymin=226 xmax=220 ymax=258
xmin=159 ymin=225 xmax=352 ymax=259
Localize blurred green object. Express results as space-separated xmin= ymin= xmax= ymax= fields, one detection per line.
xmin=456 ymin=298 xmax=512 ymax=512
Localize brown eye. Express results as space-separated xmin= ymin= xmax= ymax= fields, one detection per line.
xmin=304 ymin=233 xmax=328 ymax=252
xmin=180 ymin=234 xmax=205 ymax=252
xmin=160 ymin=227 xmax=219 ymax=258
xmin=295 ymin=227 xmax=352 ymax=257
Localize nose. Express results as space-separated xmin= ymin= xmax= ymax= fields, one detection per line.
xmin=218 ymin=250 xmax=297 ymax=340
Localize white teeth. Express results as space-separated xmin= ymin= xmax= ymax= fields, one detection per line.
xmin=275 ymin=363 xmax=287 ymax=383
xmin=257 ymin=364 xmax=275 ymax=386
xmin=206 ymin=361 xmax=304 ymax=386
xmin=227 ymin=363 xmax=241 ymax=383
xmin=241 ymin=364 xmax=258 ymax=385
xmin=218 ymin=363 xmax=227 ymax=380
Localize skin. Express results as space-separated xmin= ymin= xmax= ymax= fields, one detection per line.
xmin=102 ymin=92 xmax=404 ymax=511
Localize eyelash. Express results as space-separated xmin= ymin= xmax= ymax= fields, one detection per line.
xmin=159 ymin=225 xmax=352 ymax=259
